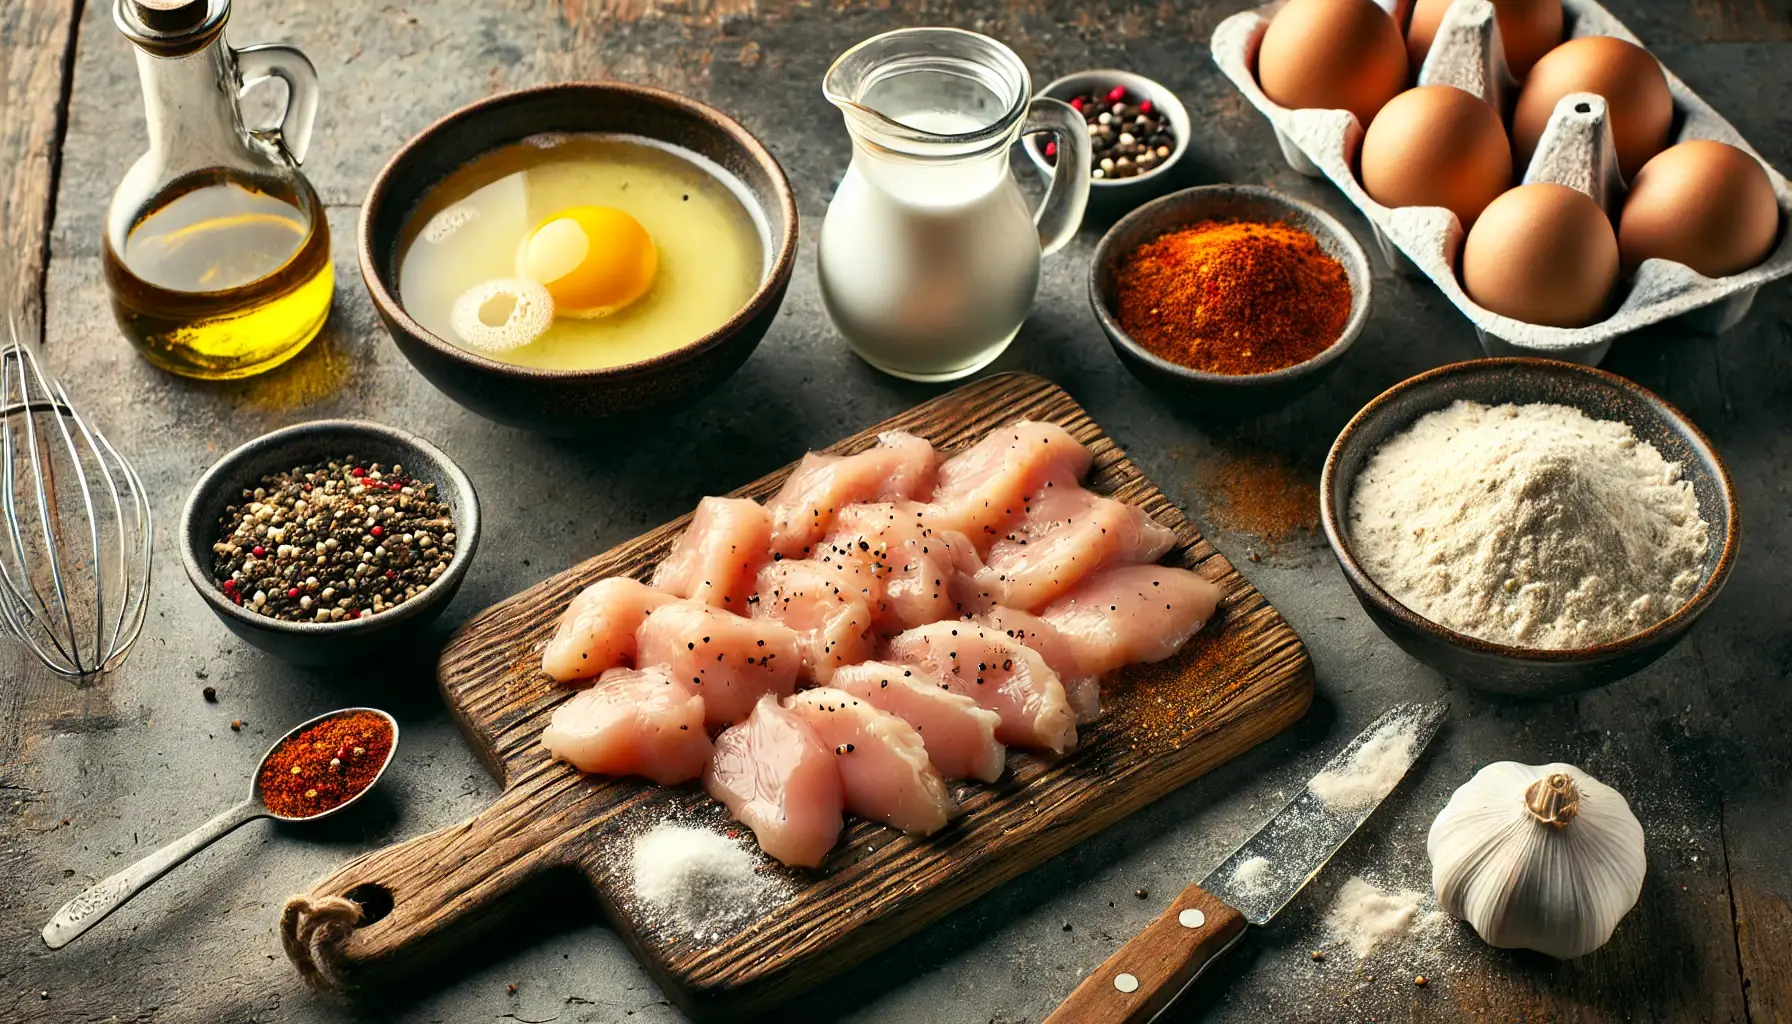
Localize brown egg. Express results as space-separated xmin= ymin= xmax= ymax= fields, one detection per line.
xmin=1618 ymin=140 xmax=1781 ymax=277
xmin=1258 ymin=0 xmax=1409 ymax=128
xmin=1462 ymin=183 xmax=1618 ymax=326
xmin=1361 ymin=86 xmax=1512 ymax=230
xmin=1407 ymin=0 xmax=1563 ymax=77
xmin=1512 ymin=36 xmax=1672 ymax=179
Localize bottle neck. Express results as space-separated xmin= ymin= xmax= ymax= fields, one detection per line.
xmin=133 ymin=37 xmax=259 ymax=177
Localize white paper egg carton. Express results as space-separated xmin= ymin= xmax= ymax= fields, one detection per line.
xmin=1211 ymin=0 xmax=1792 ymax=364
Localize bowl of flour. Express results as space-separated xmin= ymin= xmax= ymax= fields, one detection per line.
xmin=1321 ymin=358 xmax=1738 ymax=696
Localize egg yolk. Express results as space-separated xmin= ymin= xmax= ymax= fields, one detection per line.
xmin=517 ymin=206 xmax=658 ymax=318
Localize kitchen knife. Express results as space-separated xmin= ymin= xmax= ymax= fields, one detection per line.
xmin=1044 ymin=700 xmax=1449 ymax=1024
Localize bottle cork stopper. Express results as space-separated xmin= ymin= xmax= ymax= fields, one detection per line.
xmin=131 ymin=0 xmax=208 ymax=32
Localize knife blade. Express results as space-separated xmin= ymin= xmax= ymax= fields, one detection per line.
xmin=1043 ymin=701 xmax=1449 ymax=1024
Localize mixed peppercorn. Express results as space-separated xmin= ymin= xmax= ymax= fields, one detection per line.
xmin=211 ymin=457 xmax=455 ymax=623
xmin=1044 ymin=84 xmax=1178 ymax=181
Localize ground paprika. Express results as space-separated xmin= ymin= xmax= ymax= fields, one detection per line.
xmin=257 ymin=710 xmax=394 ymax=818
xmin=1113 ymin=219 xmax=1352 ymax=375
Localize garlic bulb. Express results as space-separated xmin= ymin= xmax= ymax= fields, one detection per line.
xmin=1428 ymin=761 xmax=1645 ymax=959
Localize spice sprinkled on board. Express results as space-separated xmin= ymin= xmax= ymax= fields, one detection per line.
xmin=256 ymin=710 xmax=394 ymax=818
xmin=211 ymin=457 xmax=455 ymax=623
xmin=1114 ymin=219 xmax=1351 ymax=375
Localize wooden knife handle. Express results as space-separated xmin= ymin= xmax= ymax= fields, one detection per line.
xmin=1044 ymin=883 xmax=1248 ymax=1024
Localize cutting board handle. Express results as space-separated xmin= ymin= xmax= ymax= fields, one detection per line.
xmin=285 ymin=778 xmax=587 ymax=991
xmin=1042 ymin=883 xmax=1247 ymax=1024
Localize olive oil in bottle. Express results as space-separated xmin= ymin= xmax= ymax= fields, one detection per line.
xmin=108 ymin=0 xmax=330 ymax=380
xmin=105 ymin=171 xmax=332 ymax=379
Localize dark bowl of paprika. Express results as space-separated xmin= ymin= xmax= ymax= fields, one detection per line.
xmin=1088 ymin=184 xmax=1372 ymax=418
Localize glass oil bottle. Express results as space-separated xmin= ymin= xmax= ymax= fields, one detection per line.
xmin=105 ymin=0 xmax=331 ymax=380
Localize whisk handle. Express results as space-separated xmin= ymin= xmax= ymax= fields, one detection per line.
xmin=41 ymin=798 xmax=265 ymax=949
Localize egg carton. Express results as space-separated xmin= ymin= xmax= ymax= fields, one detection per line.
xmin=1211 ymin=0 xmax=1792 ymax=364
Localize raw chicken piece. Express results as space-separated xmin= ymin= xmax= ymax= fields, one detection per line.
xmin=832 ymin=661 xmax=1006 ymax=783
xmin=766 ymin=431 xmax=938 ymax=559
xmin=926 ymin=421 xmax=1093 ymax=550
xmin=751 ymin=558 xmax=876 ymax=683
xmin=635 ymin=601 xmax=802 ymax=728
xmin=975 ymin=607 xmax=1102 ymax=725
xmin=651 ymin=496 xmax=772 ymax=613
xmin=884 ymin=622 xmax=1077 ymax=755
xmin=1040 ymin=565 xmax=1226 ymax=677
xmin=541 ymin=666 xmax=713 ymax=784
xmin=973 ymin=485 xmax=1177 ymax=610
xmin=542 ymin=577 xmax=676 ymax=683
xmin=818 ymin=502 xmax=977 ymax=633
xmin=786 ymin=688 xmax=955 ymax=836
xmin=705 ymin=694 xmax=845 ymax=868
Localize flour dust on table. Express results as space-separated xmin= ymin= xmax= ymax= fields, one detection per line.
xmin=1348 ymin=400 xmax=1709 ymax=649
xmin=1323 ymin=876 xmax=1452 ymax=960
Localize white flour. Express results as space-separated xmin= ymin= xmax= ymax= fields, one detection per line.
xmin=1307 ymin=714 xmax=1420 ymax=812
xmin=1349 ymin=400 xmax=1709 ymax=649
xmin=1230 ymin=855 xmax=1273 ymax=895
xmin=1323 ymin=877 xmax=1451 ymax=958
xmin=630 ymin=823 xmax=782 ymax=940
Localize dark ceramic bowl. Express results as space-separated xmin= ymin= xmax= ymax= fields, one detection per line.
xmin=1089 ymin=185 xmax=1372 ymax=418
xmin=1022 ymin=69 xmax=1194 ymax=219
xmin=360 ymin=82 xmax=798 ymax=432
xmin=179 ymin=420 xmax=480 ymax=666
xmin=1321 ymin=359 xmax=1738 ymax=697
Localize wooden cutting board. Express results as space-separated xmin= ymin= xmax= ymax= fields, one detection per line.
xmin=294 ymin=372 xmax=1313 ymax=1019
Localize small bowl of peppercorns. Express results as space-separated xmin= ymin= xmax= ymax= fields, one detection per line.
xmin=179 ymin=420 xmax=480 ymax=666
xmin=1024 ymin=69 xmax=1191 ymax=216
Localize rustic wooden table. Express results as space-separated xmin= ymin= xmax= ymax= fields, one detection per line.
xmin=3 ymin=1 xmax=1788 ymax=1022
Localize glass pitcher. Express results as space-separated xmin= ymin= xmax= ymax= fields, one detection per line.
xmin=104 ymin=0 xmax=331 ymax=380
xmin=818 ymin=28 xmax=1091 ymax=381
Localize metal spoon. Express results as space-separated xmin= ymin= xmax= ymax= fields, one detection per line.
xmin=41 ymin=706 xmax=398 ymax=949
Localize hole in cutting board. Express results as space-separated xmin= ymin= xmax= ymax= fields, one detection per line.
xmin=344 ymin=882 xmax=395 ymax=926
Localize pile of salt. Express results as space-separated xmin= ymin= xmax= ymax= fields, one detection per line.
xmin=630 ymin=823 xmax=780 ymax=939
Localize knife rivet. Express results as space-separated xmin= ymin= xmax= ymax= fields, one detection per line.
xmin=1114 ymin=973 xmax=1139 ymax=993
xmin=1178 ymin=908 xmax=1206 ymax=929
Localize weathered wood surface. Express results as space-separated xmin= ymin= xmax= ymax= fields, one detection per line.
xmin=301 ymin=373 xmax=1313 ymax=1020
xmin=3 ymin=0 xmax=1789 ymax=1020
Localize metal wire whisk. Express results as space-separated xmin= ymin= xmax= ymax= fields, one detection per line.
xmin=0 ymin=317 xmax=152 ymax=677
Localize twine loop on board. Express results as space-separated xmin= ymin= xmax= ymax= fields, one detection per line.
xmin=280 ymin=894 xmax=362 ymax=991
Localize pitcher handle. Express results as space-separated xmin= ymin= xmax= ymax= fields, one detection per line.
xmin=234 ymin=42 xmax=320 ymax=166
xmin=1022 ymin=97 xmax=1092 ymax=257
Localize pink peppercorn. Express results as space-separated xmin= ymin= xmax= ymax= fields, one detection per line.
xmin=1106 ymin=85 xmax=1127 ymax=103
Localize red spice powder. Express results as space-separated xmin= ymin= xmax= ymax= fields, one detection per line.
xmin=1114 ymin=220 xmax=1352 ymax=375
xmin=1195 ymin=450 xmax=1321 ymax=544
xmin=258 ymin=710 xmax=394 ymax=818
